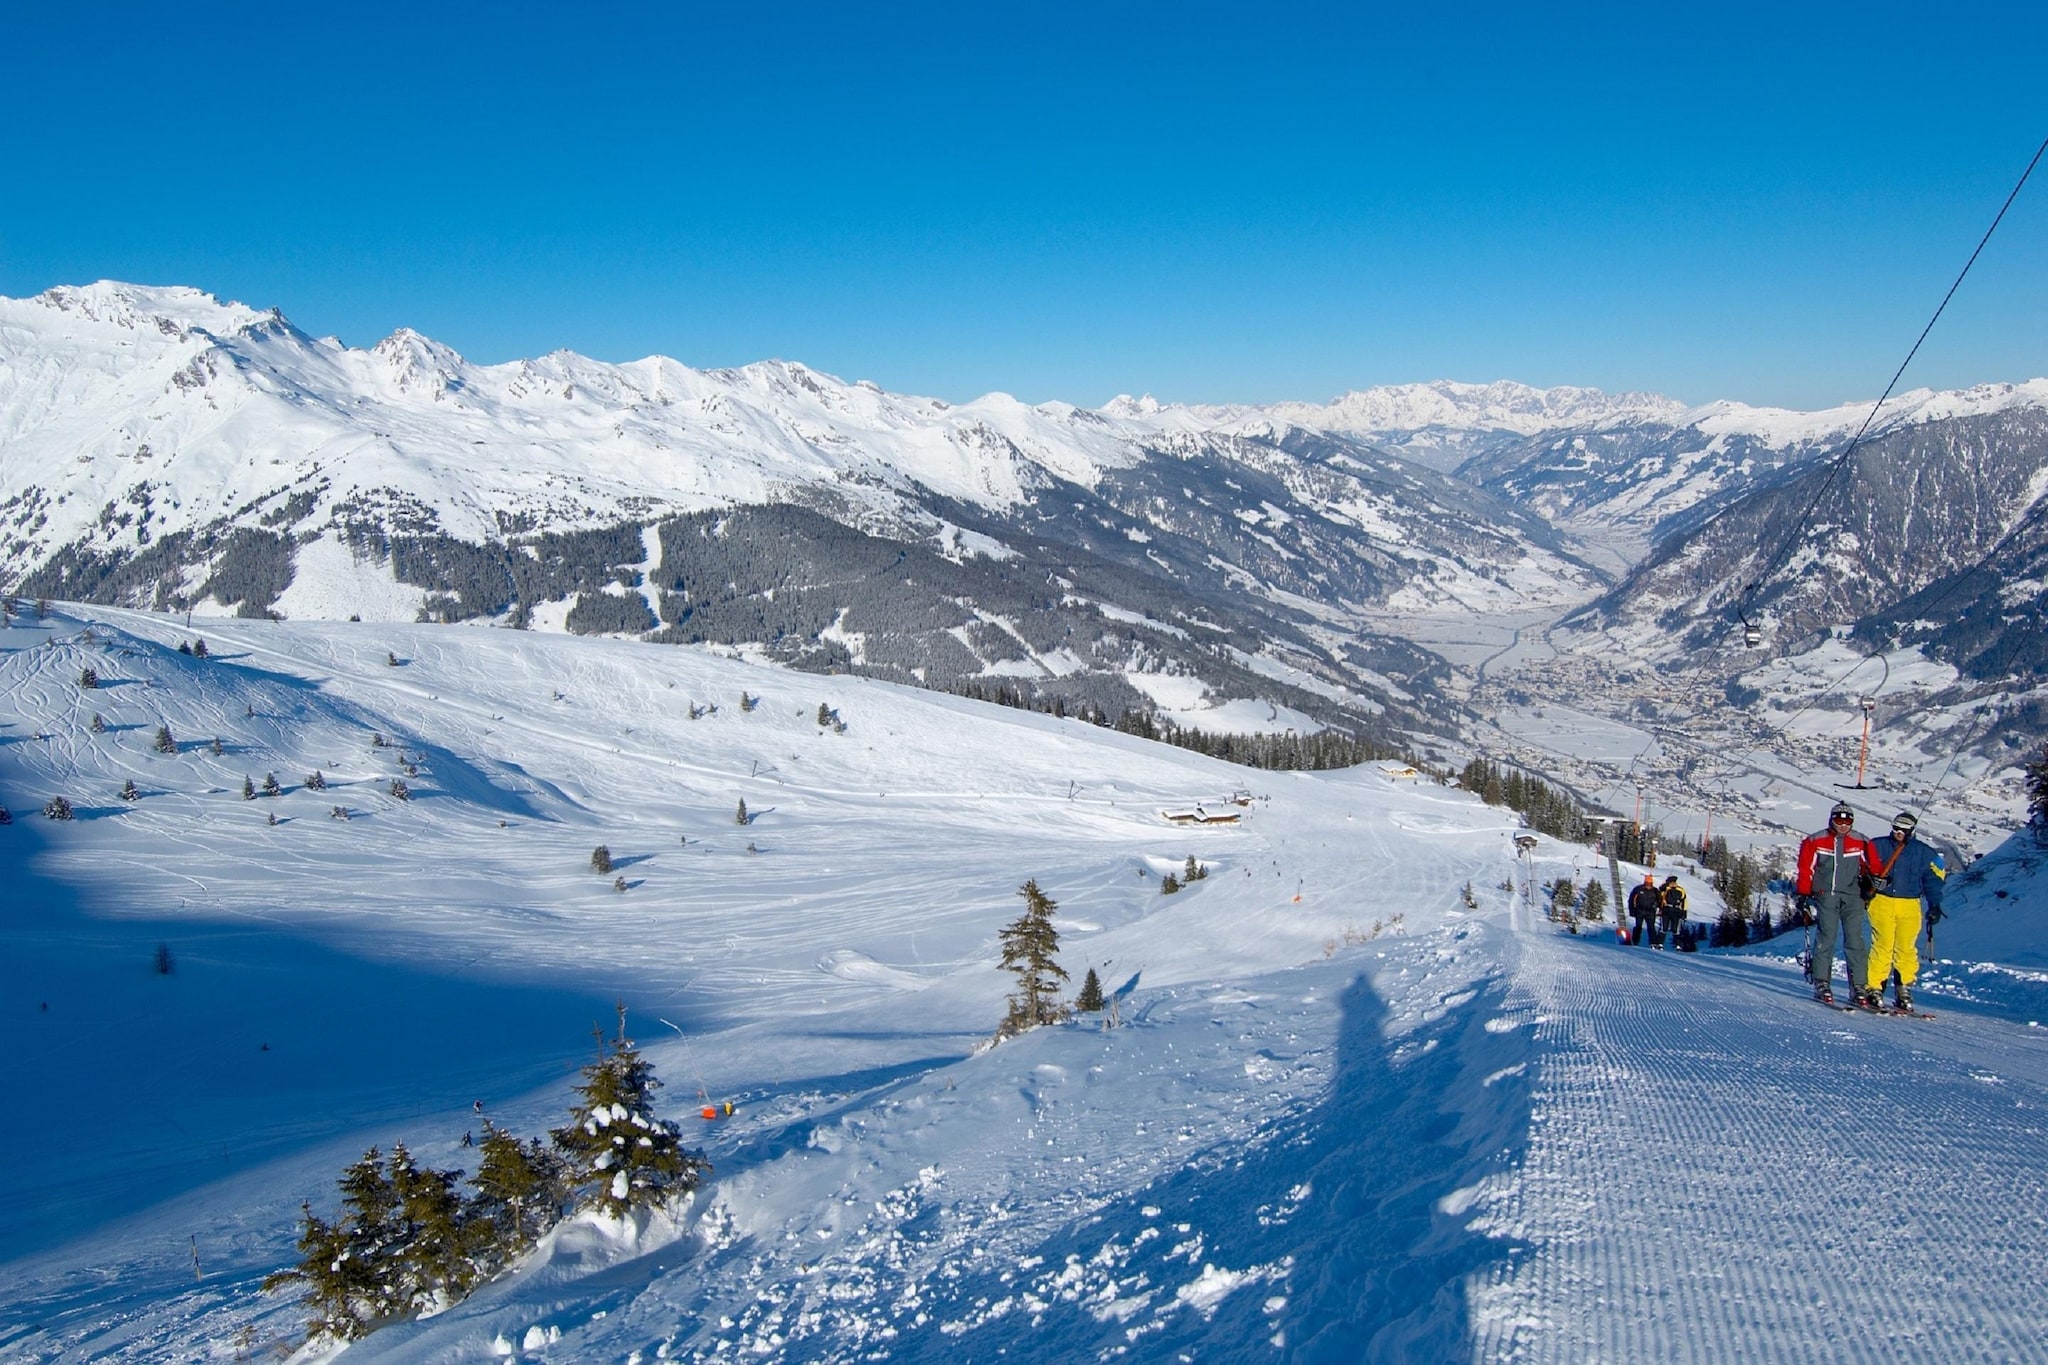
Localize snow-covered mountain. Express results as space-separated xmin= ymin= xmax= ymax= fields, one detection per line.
xmin=8 ymin=282 xmax=2047 ymax=758
xmin=0 ymin=283 xmax=1612 ymax=739
xmin=1563 ymin=403 xmax=2048 ymax=679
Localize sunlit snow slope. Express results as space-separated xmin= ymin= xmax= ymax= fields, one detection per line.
xmin=2 ymin=608 xmax=2045 ymax=1363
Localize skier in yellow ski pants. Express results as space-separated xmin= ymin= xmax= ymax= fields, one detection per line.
xmin=1860 ymin=812 xmax=1947 ymax=1013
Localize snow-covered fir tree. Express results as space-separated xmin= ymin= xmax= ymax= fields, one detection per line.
xmin=550 ymin=1012 xmax=710 ymax=1218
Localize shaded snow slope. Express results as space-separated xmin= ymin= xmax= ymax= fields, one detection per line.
xmin=1 ymin=608 xmax=2045 ymax=1363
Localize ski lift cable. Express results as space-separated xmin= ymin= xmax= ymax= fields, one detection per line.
xmin=1735 ymin=131 xmax=2048 ymax=630
xmin=1913 ymin=690 xmax=2011 ymax=814
xmin=1729 ymin=479 xmax=2045 ymax=823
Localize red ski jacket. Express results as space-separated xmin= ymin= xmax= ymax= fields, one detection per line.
xmin=1795 ymin=829 xmax=1878 ymax=897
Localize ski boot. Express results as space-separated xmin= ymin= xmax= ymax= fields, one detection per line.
xmin=1893 ymin=984 xmax=1914 ymax=1015
xmin=1813 ymin=983 xmax=1835 ymax=1006
xmin=1853 ymin=988 xmax=1884 ymax=1012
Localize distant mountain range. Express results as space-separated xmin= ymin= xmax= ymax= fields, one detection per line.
xmin=5 ymin=282 xmax=2045 ymax=744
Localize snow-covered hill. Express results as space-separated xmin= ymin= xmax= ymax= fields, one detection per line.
xmin=3 ymin=606 xmax=2046 ymax=1362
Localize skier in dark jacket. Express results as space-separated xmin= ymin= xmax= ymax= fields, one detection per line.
xmin=1860 ymin=811 xmax=1946 ymax=1013
xmin=1627 ymin=874 xmax=1660 ymax=948
xmin=1795 ymin=803 xmax=1878 ymax=1005
xmin=1657 ymin=876 xmax=1687 ymax=950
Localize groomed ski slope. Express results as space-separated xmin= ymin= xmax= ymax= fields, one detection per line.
xmin=1 ymin=609 xmax=2045 ymax=1362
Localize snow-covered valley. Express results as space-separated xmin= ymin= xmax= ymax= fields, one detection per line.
xmin=3 ymin=607 xmax=2045 ymax=1362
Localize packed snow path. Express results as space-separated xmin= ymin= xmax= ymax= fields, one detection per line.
xmin=1472 ymin=926 xmax=2048 ymax=1362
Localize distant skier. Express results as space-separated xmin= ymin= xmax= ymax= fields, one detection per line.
xmin=1795 ymin=803 xmax=1877 ymax=1005
xmin=1860 ymin=811 xmax=1946 ymax=1013
xmin=1627 ymin=874 xmax=1660 ymax=949
xmin=1657 ymin=875 xmax=1688 ymax=949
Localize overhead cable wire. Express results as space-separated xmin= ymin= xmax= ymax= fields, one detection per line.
xmin=1737 ymin=131 xmax=2048 ymax=627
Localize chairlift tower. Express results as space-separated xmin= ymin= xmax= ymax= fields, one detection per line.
xmin=1853 ymin=696 xmax=1878 ymax=789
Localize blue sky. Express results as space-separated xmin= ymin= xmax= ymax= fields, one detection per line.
xmin=7 ymin=2 xmax=2045 ymax=409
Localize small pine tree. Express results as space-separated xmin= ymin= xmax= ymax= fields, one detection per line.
xmin=210 ymin=737 xmax=224 ymax=757
xmin=78 ymin=666 xmax=99 ymax=689
xmin=192 ymin=638 xmax=208 ymax=658
xmin=997 ymin=879 xmax=1069 ymax=1034
xmin=1076 ymin=967 xmax=1105 ymax=1012
xmin=120 ymin=778 xmax=139 ymax=802
xmin=591 ymin=845 xmax=613 ymax=874
xmin=153 ymin=724 xmax=177 ymax=754
xmin=155 ymin=942 xmax=174 ymax=974
xmin=89 ymin=712 xmax=106 ymax=733
xmin=263 ymin=1147 xmax=403 ymax=1341
xmin=1582 ymin=877 xmax=1608 ymax=923
xmin=389 ymin=778 xmax=411 ymax=801
xmin=613 ymin=875 xmax=627 ymax=893
xmin=816 ymin=702 xmax=832 ymax=727
xmin=331 ymin=805 xmax=351 ymax=820
xmin=387 ymin=651 xmax=400 ymax=667
xmin=0 ymin=806 xmax=13 ymax=825
xmin=1183 ymin=854 xmax=1206 ymax=882
xmin=386 ymin=1142 xmax=480 ymax=1310
xmin=1160 ymin=872 xmax=1181 ymax=895
xmin=306 ymin=770 xmax=327 ymax=791
xmin=178 ymin=640 xmax=191 ymax=655
xmin=263 ymin=772 xmax=282 ymax=797
xmin=470 ymin=1120 xmax=564 ymax=1256
xmin=740 ymin=691 xmax=758 ymax=712
xmin=242 ymin=775 xmax=256 ymax=801
xmin=735 ymin=798 xmax=749 ymax=825
xmin=550 ymin=1011 xmax=710 ymax=1218
xmin=44 ymin=796 xmax=75 ymax=821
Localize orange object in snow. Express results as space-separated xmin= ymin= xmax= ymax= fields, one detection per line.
xmin=701 ymin=1106 xmax=718 ymax=1119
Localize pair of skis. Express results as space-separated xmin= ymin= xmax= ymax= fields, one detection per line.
xmin=1814 ymin=994 xmax=1936 ymax=1019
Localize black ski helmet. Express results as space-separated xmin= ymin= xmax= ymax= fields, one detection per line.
xmin=1891 ymin=811 xmax=1918 ymax=835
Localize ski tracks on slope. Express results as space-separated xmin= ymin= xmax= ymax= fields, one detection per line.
xmin=1470 ymin=932 xmax=2048 ymax=1363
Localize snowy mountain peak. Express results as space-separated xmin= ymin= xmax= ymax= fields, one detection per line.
xmin=25 ymin=280 xmax=266 ymax=339
xmin=1102 ymin=393 xmax=1167 ymax=417
xmin=372 ymin=327 xmax=468 ymax=393
xmin=1263 ymin=380 xmax=1691 ymax=437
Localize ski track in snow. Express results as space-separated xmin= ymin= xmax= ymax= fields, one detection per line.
xmin=1472 ymin=934 xmax=2048 ymax=1363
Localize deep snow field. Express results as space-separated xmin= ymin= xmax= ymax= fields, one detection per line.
xmin=3 ymin=607 xmax=2046 ymax=1363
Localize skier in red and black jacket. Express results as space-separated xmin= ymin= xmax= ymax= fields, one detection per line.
xmin=1795 ymin=803 xmax=1878 ymax=1005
